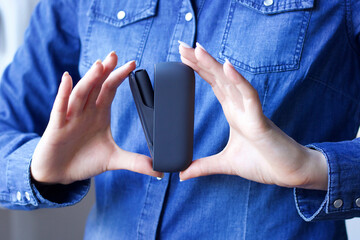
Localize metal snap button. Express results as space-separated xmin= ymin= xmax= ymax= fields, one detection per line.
xmin=264 ymin=0 xmax=274 ymax=6
xmin=16 ymin=191 xmax=22 ymax=201
xmin=25 ymin=192 xmax=31 ymax=201
xmin=185 ymin=12 xmax=193 ymax=22
xmin=333 ymin=199 xmax=343 ymax=208
xmin=356 ymin=198 xmax=360 ymax=207
xmin=117 ymin=11 xmax=126 ymax=20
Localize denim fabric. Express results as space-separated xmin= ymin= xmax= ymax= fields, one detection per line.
xmin=1 ymin=0 xmax=360 ymax=239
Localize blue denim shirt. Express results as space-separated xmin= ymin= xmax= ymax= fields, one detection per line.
xmin=1 ymin=0 xmax=360 ymax=239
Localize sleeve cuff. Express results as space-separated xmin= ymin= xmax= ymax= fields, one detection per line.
xmin=5 ymin=137 xmax=90 ymax=209
xmin=294 ymin=141 xmax=360 ymax=221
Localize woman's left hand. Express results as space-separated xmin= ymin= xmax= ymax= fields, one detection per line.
xmin=179 ymin=42 xmax=328 ymax=190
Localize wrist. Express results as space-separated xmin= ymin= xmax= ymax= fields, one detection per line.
xmin=298 ymin=148 xmax=328 ymax=191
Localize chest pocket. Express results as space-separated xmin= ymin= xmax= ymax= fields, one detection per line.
xmin=80 ymin=0 xmax=158 ymax=72
xmin=219 ymin=0 xmax=314 ymax=74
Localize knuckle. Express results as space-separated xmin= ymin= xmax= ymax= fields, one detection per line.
xmin=73 ymin=89 xmax=85 ymax=99
xmin=102 ymin=81 xmax=113 ymax=91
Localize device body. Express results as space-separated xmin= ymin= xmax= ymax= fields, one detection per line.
xmin=129 ymin=62 xmax=195 ymax=172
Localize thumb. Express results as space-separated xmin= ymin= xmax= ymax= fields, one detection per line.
xmin=107 ymin=149 xmax=163 ymax=178
xmin=179 ymin=154 xmax=231 ymax=181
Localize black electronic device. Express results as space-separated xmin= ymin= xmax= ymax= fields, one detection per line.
xmin=129 ymin=62 xmax=195 ymax=172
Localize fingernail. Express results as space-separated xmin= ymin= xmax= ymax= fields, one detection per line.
xmin=178 ymin=40 xmax=192 ymax=49
xmin=196 ymin=42 xmax=206 ymax=51
xmin=126 ymin=60 xmax=136 ymax=66
xmin=62 ymin=72 xmax=69 ymax=82
xmin=225 ymin=58 xmax=233 ymax=67
xmin=156 ymin=173 xmax=164 ymax=180
xmin=106 ymin=51 xmax=116 ymax=59
xmin=94 ymin=59 xmax=102 ymax=66
xmin=179 ymin=173 xmax=185 ymax=182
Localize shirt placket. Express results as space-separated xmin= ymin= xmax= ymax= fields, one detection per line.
xmin=166 ymin=0 xmax=196 ymax=62
xmin=136 ymin=174 xmax=171 ymax=240
xmin=136 ymin=1 xmax=196 ymax=239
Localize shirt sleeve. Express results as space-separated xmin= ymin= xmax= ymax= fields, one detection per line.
xmin=294 ymin=139 xmax=360 ymax=221
xmin=294 ymin=0 xmax=360 ymax=222
xmin=347 ymin=0 xmax=360 ymax=54
xmin=0 ymin=0 xmax=90 ymax=210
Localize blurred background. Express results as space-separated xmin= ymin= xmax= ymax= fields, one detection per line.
xmin=0 ymin=0 xmax=359 ymax=239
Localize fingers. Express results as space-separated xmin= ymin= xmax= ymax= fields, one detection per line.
xmin=107 ymin=149 xmax=163 ymax=178
xmin=65 ymin=52 xmax=132 ymax=117
xmin=179 ymin=41 xmax=262 ymax=108
xmin=67 ymin=60 xmax=104 ymax=117
xmin=179 ymin=42 xmax=216 ymax=86
xmin=86 ymin=51 xmax=118 ymax=109
xmin=194 ymin=42 xmax=224 ymax=79
xmin=96 ymin=60 xmax=136 ymax=108
xmin=180 ymin=42 xmax=241 ymax=106
xmin=49 ymin=72 xmax=73 ymax=128
xmin=223 ymin=60 xmax=257 ymax=100
xmin=179 ymin=154 xmax=231 ymax=181
xmin=223 ymin=60 xmax=263 ymax=117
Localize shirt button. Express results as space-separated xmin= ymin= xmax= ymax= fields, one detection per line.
xmin=333 ymin=199 xmax=343 ymax=208
xmin=25 ymin=192 xmax=31 ymax=201
xmin=185 ymin=12 xmax=193 ymax=21
xmin=117 ymin=10 xmax=126 ymax=20
xmin=356 ymin=198 xmax=360 ymax=207
xmin=263 ymin=0 xmax=274 ymax=6
xmin=16 ymin=191 xmax=22 ymax=201
xmin=156 ymin=177 xmax=162 ymax=181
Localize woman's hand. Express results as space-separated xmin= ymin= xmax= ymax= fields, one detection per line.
xmin=179 ymin=42 xmax=328 ymax=190
xmin=31 ymin=52 xmax=163 ymax=185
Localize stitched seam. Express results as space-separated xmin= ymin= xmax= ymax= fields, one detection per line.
xmin=83 ymin=7 xmax=153 ymax=68
xmin=5 ymin=155 xmax=10 ymax=199
xmin=83 ymin=11 xmax=95 ymax=67
xmin=292 ymin=12 xmax=305 ymax=65
xmin=294 ymin=188 xmax=328 ymax=221
xmin=261 ymin=76 xmax=269 ymax=111
xmin=242 ymin=181 xmax=251 ymax=240
xmin=220 ymin=1 xmax=312 ymax=73
xmin=220 ymin=0 xmax=235 ymax=61
xmin=293 ymin=10 xmax=312 ymax=65
xmin=237 ymin=62 xmax=295 ymax=71
xmin=166 ymin=0 xmax=186 ymax=62
xmin=196 ymin=0 xmax=207 ymax=19
xmin=153 ymin=173 xmax=172 ymax=239
xmin=0 ymin=194 xmax=11 ymax=201
xmin=236 ymin=0 xmax=313 ymax=13
xmin=344 ymin=0 xmax=360 ymax=56
xmin=308 ymin=75 xmax=360 ymax=106
xmin=91 ymin=0 xmax=152 ymax=26
xmin=226 ymin=59 xmax=298 ymax=69
xmin=136 ymin=17 xmax=154 ymax=67
xmin=83 ymin=0 xmax=98 ymax=67
xmin=136 ymin=177 xmax=152 ymax=240
xmin=220 ymin=55 xmax=299 ymax=74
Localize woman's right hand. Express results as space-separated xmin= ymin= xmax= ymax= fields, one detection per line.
xmin=31 ymin=52 xmax=163 ymax=185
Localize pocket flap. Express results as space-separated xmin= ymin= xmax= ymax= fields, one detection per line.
xmin=236 ymin=0 xmax=314 ymax=14
xmin=88 ymin=0 xmax=158 ymax=27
